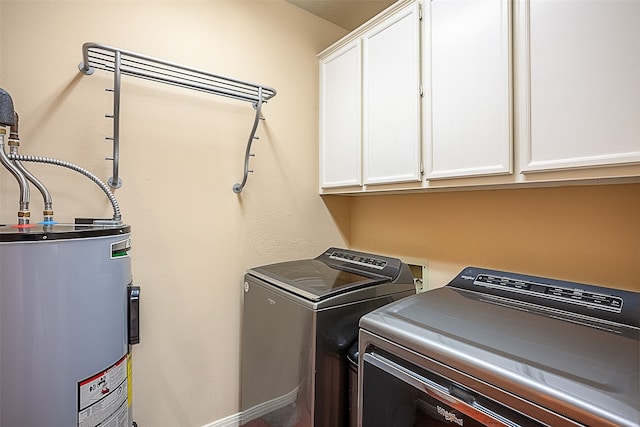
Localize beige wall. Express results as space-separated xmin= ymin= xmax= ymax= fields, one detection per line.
xmin=0 ymin=1 xmax=347 ymax=426
xmin=349 ymin=183 xmax=640 ymax=292
xmin=2 ymin=2 xmax=639 ymax=427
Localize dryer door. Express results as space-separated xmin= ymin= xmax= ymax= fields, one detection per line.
xmin=361 ymin=351 xmax=550 ymax=427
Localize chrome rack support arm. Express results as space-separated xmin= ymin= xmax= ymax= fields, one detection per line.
xmin=103 ymin=50 xmax=122 ymax=189
xmin=233 ymin=88 xmax=263 ymax=194
xmin=78 ymin=42 xmax=276 ymax=192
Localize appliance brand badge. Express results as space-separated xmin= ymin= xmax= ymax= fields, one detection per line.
xmin=437 ymin=406 xmax=463 ymax=426
xmin=461 ymin=275 xmax=475 ymax=281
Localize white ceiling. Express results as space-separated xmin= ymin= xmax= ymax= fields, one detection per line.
xmin=287 ymin=0 xmax=396 ymax=31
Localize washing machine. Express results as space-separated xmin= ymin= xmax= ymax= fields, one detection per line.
xmin=240 ymin=247 xmax=416 ymax=427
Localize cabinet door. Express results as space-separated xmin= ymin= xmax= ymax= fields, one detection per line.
xmin=426 ymin=0 xmax=512 ymax=180
xmin=319 ymin=40 xmax=362 ymax=188
xmin=362 ymin=2 xmax=422 ymax=185
xmin=522 ymin=0 xmax=640 ymax=172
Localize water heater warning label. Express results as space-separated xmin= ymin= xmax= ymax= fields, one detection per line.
xmin=78 ymin=355 xmax=129 ymax=427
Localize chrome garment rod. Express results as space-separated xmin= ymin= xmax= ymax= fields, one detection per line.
xmin=78 ymin=42 xmax=276 ymax=192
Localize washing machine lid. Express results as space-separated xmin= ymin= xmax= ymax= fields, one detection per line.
xmin=248 ymin=259 xmax=387 ymax=301
xmin=247 ymin=248 xmax=409 ymax=302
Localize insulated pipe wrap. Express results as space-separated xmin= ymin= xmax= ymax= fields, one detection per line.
xmin=0 ymin=88 xmax=16 ymax=126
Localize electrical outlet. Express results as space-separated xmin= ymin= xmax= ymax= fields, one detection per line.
xmin=397 ymin=256 xmax=428 ymax=293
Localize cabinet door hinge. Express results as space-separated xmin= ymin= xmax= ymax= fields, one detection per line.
xmin=419 ymin=84 xmax=424 ymax=97
xmin=419 ymin=3 xmax=423 ymax=21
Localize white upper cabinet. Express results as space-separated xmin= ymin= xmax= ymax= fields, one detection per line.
xmin=425 ymin=0 xmax=512 ymax=180
xmin=519 ymin=0 xmax=640 ymax=173
xmin=319 ymin=0 xmax=640 ymax=194
xmin=319 ymin=0 xmax=421 ymax=190
xmin=319 ymin=40 xmax=362 ymax=188
xmin=362 ymin=2 xmax=422 ymax=185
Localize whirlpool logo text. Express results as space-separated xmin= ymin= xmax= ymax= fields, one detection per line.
xmin=437 ymin=406 xmax=464 ymax=426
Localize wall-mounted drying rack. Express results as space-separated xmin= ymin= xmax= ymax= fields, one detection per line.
xmin=78 ymin=42 xmax=276 ymax=193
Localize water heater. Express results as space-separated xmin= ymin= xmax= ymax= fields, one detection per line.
xmin=0 ymin=223 xmax=139 ymax=426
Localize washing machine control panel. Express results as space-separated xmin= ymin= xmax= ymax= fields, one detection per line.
xmin=328 ymin=250 xmax=387 ymax=270
xmin=317 ymin=247 xmax=408 ymax=282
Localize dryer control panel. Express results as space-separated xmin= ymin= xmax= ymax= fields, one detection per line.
xmin=452 ymin=267 xmax=640 ymax=328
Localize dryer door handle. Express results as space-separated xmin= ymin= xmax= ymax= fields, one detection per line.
xmin=363 ymin=352 xmax=511 ymax=427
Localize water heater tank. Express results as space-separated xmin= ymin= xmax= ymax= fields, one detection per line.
xmin=0 ymin=223 xmax=137 ymax=427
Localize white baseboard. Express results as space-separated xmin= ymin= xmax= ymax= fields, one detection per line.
xmin=201 ymin=412 xmax=241 ymax=427
xmin=240 ymin=386 xmax=299 ymax=425
xmin=202 ymin=386 xmax=299 ymax=427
